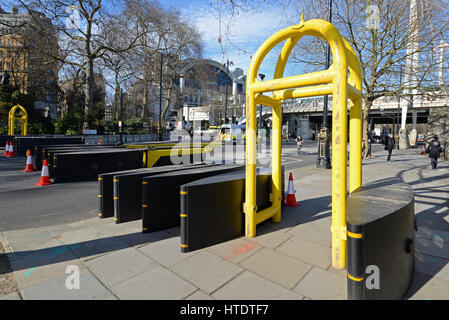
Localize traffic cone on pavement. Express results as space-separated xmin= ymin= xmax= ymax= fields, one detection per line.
xmin=22 ymin=150 xmax=36 ymax=172
xmin=419 ymin=145 xmax=425 ymax=155
xmin=3 ymin=141 xmax=10 ymax=157
xmin=285 ymin=172 xmax=300 ymax=207
xmin=36 ymin=159 xmax=53 ymax=186
xmin=8 ymin=141 xmax=16 ymax=157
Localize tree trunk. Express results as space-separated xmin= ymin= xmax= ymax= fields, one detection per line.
xmin=362 ymin=98 xmax=372 ymax=158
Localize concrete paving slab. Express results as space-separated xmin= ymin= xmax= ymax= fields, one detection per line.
xmin=20 ymin=267 xmax=114 ymax=300
xmin=276 ymin=236 xmax=331 ymax=269
xmin=239 ymin=248 xmax=311 ymax=289
xmin=138 ymin=236 xmax=198 ymax=268
xmin=13 ymin=257 xmax=83 ymax=290
xmin=406 ymin=272 xmax=449 ymax=300
xmin=287 ymin=223 xmax=332 ymax=247
xmin=205 ymin=237 xmax=262 ymax=264
xmin=415 ymin=252 xmax=449 ymax=281
xmin=416 ymin=237 xmax=449 ymax=260
xmin=0 ymin=292 xmax=21 ymax=300
xmin=248 ymin=229 xmax=292 ymax=250
xmin=293 ymin=267 xmax=346 ymax=300
xmin=67 ymin=235 xmax=129 ymax=262
xmin=111 ymin=265 xmax=197 ymax=300
xmin=171 ymin=251 xmax=244 ymax=294
xmin=85 ymin=247 xmax=160 ymax=287
xmin=212 ymin=271 xmax=303 ymax=300
xmin=185 ymin=290 xmax=215 ymax=300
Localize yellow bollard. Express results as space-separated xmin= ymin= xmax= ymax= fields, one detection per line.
xmin=8 ymin=105 xmax=28 ymax=136
xmin=245 ymin=16 xmax=362 ymax=270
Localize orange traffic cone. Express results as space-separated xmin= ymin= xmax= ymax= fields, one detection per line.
xmin=22 ymin=150 xmax=36 ymax=172
xmin=3 ymin=141 xmax=10 ymax=157
xmin=36 ymin=159 xmax=53 ymax=186
xmin=419 ymin=145 xmax=425 ymax=155
xmin=8 ymin=141 xmax=16 ymax=157
xmin=285 ymin=172 xmax=300 ymax=207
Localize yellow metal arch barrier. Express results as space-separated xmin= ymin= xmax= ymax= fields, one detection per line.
xmin=8 ymin=104 xmax=28 ymax=136
xmin=245 ymin=16 xmax=362 ymax=270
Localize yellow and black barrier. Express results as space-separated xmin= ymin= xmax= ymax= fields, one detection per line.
xmin=143 ymin=144 xmax=214 ymax=168
xmin=98 ymin=167 xmax=154 ymax=219
xmin=112 ymin=163 xmax=208 ymax=224
xmin=346 ymin=178 xmax=415 ymax=300
xmin=180 ymin=167 xmax=284 ymax=253
xmin=52 ymin=149 xmax=143 ymax=182
xmin=141 ymin=164 xmax=244 ymax=233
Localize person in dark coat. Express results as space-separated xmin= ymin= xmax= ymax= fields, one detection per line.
xmin=384 ymin=133 xmax=395 ymax=162
xmin=426 ymin=135 xmax=443 ymax=169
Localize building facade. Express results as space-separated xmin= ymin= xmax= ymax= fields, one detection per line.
xmin=0 ymin=6 xmax=59 ymax=118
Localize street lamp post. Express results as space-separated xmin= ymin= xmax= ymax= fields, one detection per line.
xmin=158 ymin=52 xmax=163 ymax=141
xmin=316 ymin=0 xmax=332 ymax=169
xmin=119 ymin=90 xmax=123 ymax=145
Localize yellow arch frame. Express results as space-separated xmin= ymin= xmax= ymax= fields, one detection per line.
xmin=8 ymin=104 xmax=28 ymax=136
xmin=245 ymin=16 xmax=362 ymax=270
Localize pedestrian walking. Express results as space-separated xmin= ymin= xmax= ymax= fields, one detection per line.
xmin=384 ymin=133 xmax=395 ymax=162
xmin=425 ymin=135 xmax=444 ymax=169
xmin=296 ymin=135 xmax=303 ymax=155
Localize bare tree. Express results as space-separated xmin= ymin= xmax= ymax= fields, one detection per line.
xmin=18 ymin=0 xmax=143 ymax=128
xmin=292 ymin=0 xmax=449 ymax=157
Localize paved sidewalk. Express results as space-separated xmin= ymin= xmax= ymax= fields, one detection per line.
xmin=0 ymin=147 xmax=448 ymax=300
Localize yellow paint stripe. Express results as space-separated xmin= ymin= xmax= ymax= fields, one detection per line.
xmin=98 ymin=178 xmax=103 ymax=181
xmin=142 ymin=204 xmax=148 ymax=208
xmin=180 ymin=214 xmax=187 ymax=218
xmin=180 ymin=244 xmax=188 ymax=248
xmin=114 ymin=218 xmax=118 ymax=221
xmin=98 ymin=195 xmax=102 ymax=198
xmin=142 ymin=181 xmax=148 ymax=185
xmin=113 ymin=197 xmax=118 ymax=200
xmin=98 ymin=213 xmax=102 ymax=216
xmin=348 ymin=274 xmax=364 ymax=282
xmin=142 ymin=228 xmax=148 ymax=231
xmin=180 ymin=191 xmax=187 ymax=195
xmin=113 ymin=179 xmax=118 ymax=182
xmin=347 ymin=231 xmax=362 ymax=239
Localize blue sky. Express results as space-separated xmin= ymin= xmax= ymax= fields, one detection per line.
xmin=160 ymin=0 xmax=302 ymax=80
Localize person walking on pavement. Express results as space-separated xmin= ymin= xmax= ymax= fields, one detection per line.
xmin=385 ymin=133 xmax=395 ymax=162
xmin=296 ymin=135 xmax=303 ymax=155
xmin=426 ymin=135 xmax=444 ymax=169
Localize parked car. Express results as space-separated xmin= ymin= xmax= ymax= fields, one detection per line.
xmin=371 ymin=135 xmax=384 ymax=144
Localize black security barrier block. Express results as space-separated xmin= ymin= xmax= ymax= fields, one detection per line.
xmin=36 ymin=144 xmax=86 ymax=169
xmin=114 ymin=163 xmax=212 ymax=224
xmin=39 ymin=144 xmax=119 ymax=169
xmin=52 ymin=149 xmax=143 ymax=182
xmin=346 ymin=178 xmax=415 ymax=300
xmin=46 ymin=147 xmax=120 ymax=177
xmin=180 ymin=167 xmax=281 ymax=253
xmin=0 ymin=135 xmax=14 ymax=147
xmin=141 ymin=164 xmax=245 ymax=233
xmin=14 ymin=136 xmax=83 ymax=156
xmin=99 ymin=168 xmax=155 ymax=219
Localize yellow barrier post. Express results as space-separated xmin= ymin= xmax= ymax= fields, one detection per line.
xmin=245 ymin=16 xmax=362 ymax=270
xmin=8 ymin=105 xmax=28 ymax=136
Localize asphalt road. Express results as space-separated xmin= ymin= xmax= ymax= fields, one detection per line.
xmin=0 ymin=142 xmax=385 ymax=232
